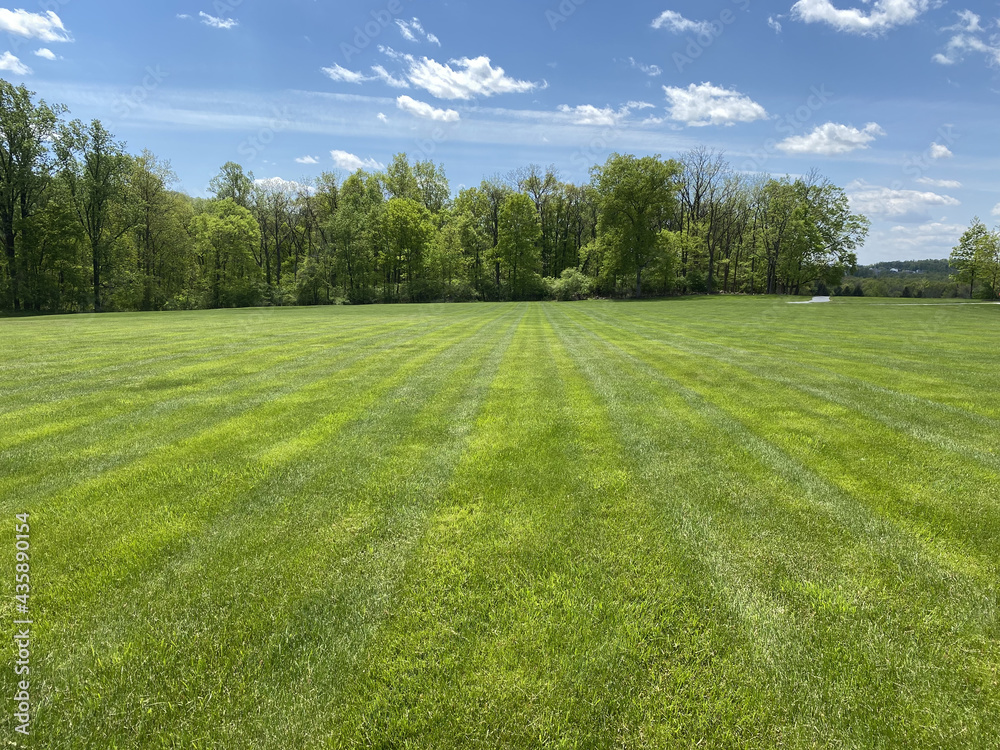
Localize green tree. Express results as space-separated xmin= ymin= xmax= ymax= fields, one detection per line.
xmin=414 ymin=159 xmax=450 ymax=214
xmin=496 ymin=192 xmax=542 ymax=300
xmin=18 ymin=183 xmax=87 ymax=311
xmin=950 ymin=219 xmax=998 ymax=298
xmin=0 ymin=81 xmax=64 ymax=311
xmin=381 ymin=197 xmax=434 ymax=301
xmin=592 ymin=153 xmax=681 ymax=297
xmin=190 ymin=199 xmax=263 ymax=308
xmin=332 ymin=171 xmax=383 ymax=303
xmin=454 ymin=184 xmax=503 ymax=299
xmin=209 ymin=162 xmax=255 ymax=208
xmin=56 ymin=119 xmax=133 ymax=312
xmin=427 ymin=210 xmax=472 ymax=300
xmin=382 ymin=153 xmax=420 ymax=203
xmin=129 ymin=150 xmax=187 ymax=309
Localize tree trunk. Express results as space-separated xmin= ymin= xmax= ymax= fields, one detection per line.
xmin=91 ymin=240 xmax=102 ymax=312
xmin=3 ymin=222 xmax=18 ymax=311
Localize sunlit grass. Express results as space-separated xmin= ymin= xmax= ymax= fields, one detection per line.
xmin=2 ymin=297 xmax=998 ymax=748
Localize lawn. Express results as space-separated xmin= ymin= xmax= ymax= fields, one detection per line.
xmin=2 ymin=297 xmax=998 ymax=748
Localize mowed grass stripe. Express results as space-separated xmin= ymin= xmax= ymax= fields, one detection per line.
xmin=3 ymin=312 xmax=516 ymax=668
xmin=0 ymin=305 xmax=510 ymax=501
xmin=326 ymin=305 xmax=783 ymax=748
xmin=548 ymin=302 xmax=999 ymax=748
xmin=577 ymin=300 xmax=1000 ymax=441
xmin=2 ymin=305 xmax=516 ymax=652
xmin=0 ymin=306 xmax=438 ymax=433
xmin=36 ymin=307 xmax=526 ymax=749
xmin=562 ymin=303 xmax=1000 ymax=569
xmin=602 ymin=299 xmax=1000 ymax=418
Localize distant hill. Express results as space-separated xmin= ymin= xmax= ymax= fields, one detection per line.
xmin=852 ymin=259 xmax=951 ymax=279
xmin=836 ymin=259 xmax=967 ymax=298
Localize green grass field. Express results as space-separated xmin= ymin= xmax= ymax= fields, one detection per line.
xmin=2 ymin=298 xmax=999 ymax=748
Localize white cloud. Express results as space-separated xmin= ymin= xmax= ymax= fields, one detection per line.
xmin=33 ymin=48 xmax=58 ymax=60
xmin=777 ymin=122 xmax=885 ymax=155
xmin=322 ymin=63 xmax=410 ymax=88
xmin=847 ymin=180 xmax=961 ymax=220
xmin=377 ymin=112 xmax=388 ymax=123
xmin=945 ymin=10 xmax=983 ymax=33
xmin=361 ymin=48 xmax=539 ymax=100
xmin=768 ymin=16 xmax=783 ymax=33
xmin=396 ymin=18 xmax=441 ymax=46
xmin=199 ymin=12 xmax=238 ymax=30
xmin=558 ymin=101 xmax=653 ymax=127
xmin=790 ymin=0 xmax=929 ymax=36
xmin=880 ymin=221 xmax=969 ymax=256
xmin=0 ymin=9 xmax=71 ymax=42
xmin=321 ymin=63 xmax=369 ymax=84
xmin=371 ymin=64 xmax=409 ymax=88
xmin=405 ymin=55 xmax=537 ymax=99
xmin=627 ymin=57 xmax=662 ymax=76
xmin=396 ymin=94 xmax=460 ymax=122
xmin=396 ymin=19 xmax=417 ymax=41
xmin=915 ymin=177 xmax=962 ymax=189
xmin=662 ymin=82 xmax=768 ymax=127
xmin=929 ymin=142 xmax=953 ymax=159
xmin=330 ymin=150 xmax=385 ymax=172
xmin=993 ymin=203 xmax=1000 ymax=218
xmin=295 ymin=156 xmax=320 ymax=165
xmin=934 ymin=20 xmax=1000 ymax=67
xmin=557 ymin=105 xmax=622 ymax=127
xmin=651 ymin=11 xmax=713 ymax=35
xmin=0 ymin=52 xmax=30 ymax=75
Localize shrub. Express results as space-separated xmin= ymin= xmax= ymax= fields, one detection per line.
xmin=551 ymin=268 xmax=594 ymax=301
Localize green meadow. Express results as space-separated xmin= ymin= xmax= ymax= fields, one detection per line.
xmin=2 ymin=297 xmax=999 ymax=749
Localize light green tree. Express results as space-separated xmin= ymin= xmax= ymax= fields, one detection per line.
xmin=497 ymin=192 xmax=542 ymax=300
xmin=209 ymin=162 xmax=255 ymax=208
xmin=190 ymin=199 xmax=262 ymax=308
xmin=428 ymin=210 xmax=472 ymax=300
xmin=381 ymin=197 xmax=434 ymax=301
xmin=950 ymin=219 xmax=999 ymax=299
xmin=592 ymin=153 xmax=681 ymax=297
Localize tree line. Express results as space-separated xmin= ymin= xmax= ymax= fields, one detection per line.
xmin=0 ymin=81 xmax=871 ymax=314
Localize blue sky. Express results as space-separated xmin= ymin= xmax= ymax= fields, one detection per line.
xmin=2 ymin=0 xmax=999 ymax=262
